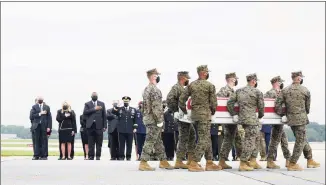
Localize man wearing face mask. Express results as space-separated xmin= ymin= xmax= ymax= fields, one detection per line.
xmin=264 ymin=76 xmax=291 ymax=168
xmin=179 ymin=65 xmax=222 ymax=172
xmin=135 ymin=101 xmax=146 ymax=160
xmin=107 ymin=100 xmax=120 ymax=160
xmin=166 ymin=71 xmax=195 ymax=169
xmin=30 ymin=96 xmax=52 ymax=160
xmin=83 ymin=92 xmax=107 ymax=160
xmin=162 ymin=100 xmax=177 ymax=161
xmin=216 ymin=72 xmax=242 ymax=163
xmin=227 ymin=73 xmax=265 ymax=171
xmin=139 ymin=68 xmax=174 ymax=171
xmin=112 ymin=96 xmax=137 ymax=161
xmin=275 ymin=71 xmax=320 ymax=171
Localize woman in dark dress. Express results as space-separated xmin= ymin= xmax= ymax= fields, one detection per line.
xmin=80 ymin=114 xmax=89 ymax=160
xmin=56 ymin=101 xmax=76 ymax=160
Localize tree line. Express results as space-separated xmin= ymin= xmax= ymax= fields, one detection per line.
xmin=1 ymin=122 xmax=325 ymax=142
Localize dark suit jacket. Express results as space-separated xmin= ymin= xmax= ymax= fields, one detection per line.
xmin=30 ymin=104 xmax=52 ymax=131
xmin=83 ymin=100 xmax=107 ymax=130
xmin=107 ymin=108 xmax=118 ymax=133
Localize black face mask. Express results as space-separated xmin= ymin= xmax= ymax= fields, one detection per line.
xmin=206 ymin=73 xmax=209 ymax=80
xmin=156 ymin=76 xmax=160 ymax=83
xmin=92 ymin=96 xmax=98 ymax=101
xmin=300 ymin=79 xmax=303 ymax=84
xmin=254 ymin=83 xmax=258 ymax=88
xmin=63 ymin=106 xmax=68 ymax=110
xmin=234 ymin=80 xmax=238 ymax=86
xmin=280 ymin=83 xmax=284 ymax=89
xmin=124 ymin=103 xmax=129 ymax=107
xmin=38 ymin=100 xmax=43 ymax=104
xmin=113 ymin=103 xmax=118 ymax=108
xmin=184 ymin=80 xmax=189 ymax=86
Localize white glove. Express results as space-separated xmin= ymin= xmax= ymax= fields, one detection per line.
xmin=232 ymin=115 xmax=239 ymax=123
xmin=259 ymin=118 xmax=264 ymax=124
xmin=157 ymin=122 xmax=163 ymax=128
xmin=281 ymin=116 xmax=288 ymax=123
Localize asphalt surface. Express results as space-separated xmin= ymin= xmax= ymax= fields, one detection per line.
xmin=1 ymin=143 xmax=325 ymax=185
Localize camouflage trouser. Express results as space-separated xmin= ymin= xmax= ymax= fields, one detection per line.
xmin=290 ymin=125 xmax=312 ymax=164
xmin=267 ymin=125 xmax=291 ymax=160
xmin=219 ymin=125 xmax=237 ymax=160
xmin=193 ymin=121 xmax=213 ymax=162
xmin=240 ymin=125 xmax=259 ymax=162
xmin=140 ymin=124 xmax=166 ymax=161
xmin=259 ymin=131 xmax=267 ymax=158
xmin=234 ymin=128 xmax=244 ymax=157
xmin=176 ymin=121 xmax=196 ymax=160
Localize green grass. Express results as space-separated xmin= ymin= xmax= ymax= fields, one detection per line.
xmin=1 ymin=150 xmax=85 ymax=156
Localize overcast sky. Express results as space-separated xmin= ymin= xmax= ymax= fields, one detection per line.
xmin=1 ymin=2 xmax=325 ymax=128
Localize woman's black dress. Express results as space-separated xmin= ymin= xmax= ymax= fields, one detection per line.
xmin=56 ymin=110 xmax=77 ymax=143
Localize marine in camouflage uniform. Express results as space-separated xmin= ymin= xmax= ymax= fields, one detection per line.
xmin=227 ymin=73 xmax=265 ymax=171
xmin=265 ymin=76 xmax=291 ymax=169
xmin=217 ymin=72 xmax=243 ymax=169
xmin=166 ymin=71 xmax=195 ymax=169
xmin=275 ymin=71 xmax=320 ymax=171
xmin=138 ymin=68 xmax=173 ymax=171
xmin=179 ymin=65 xmax=222 ymax=172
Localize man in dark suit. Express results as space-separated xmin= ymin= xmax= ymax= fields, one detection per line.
xmin=107 ymin=100 xmax=120 ymax=160
xmin=112 ymin=96 xmax=138 ymax=161
xmin=30 ymin=98 xmax=38 ymax=158
xmin=30 ymin=96 xmax=52 ymax=160
xmin=83 ymin=92 xmax=107 ymax=160
xmin=136 ymin=101 xmax=146 ymax=161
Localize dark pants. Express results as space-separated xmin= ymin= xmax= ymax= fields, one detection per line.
xmin=87 ymin=124 xmax=104 ymax=159
xmin=81 ymin=131 xmax=88 ymax=158
xmin=232 ymin=146 xmax=236 ymax=158
xmin=265 ymin=133 xmax=271 ymax=154
xmin=33 ymin=125 xmax=47 ymax=158
xmin=118 ymin=133 xmax=133 ymax=159
xmin=136 ymin=133 xmax=146 ymax=158
xmin=59 ymin=136 xmax=75 ymax=159
xmin=109 ymin=129 xmax=119 ymax=159
xmin=211 ymin=135 xmax=218 ymax=157
xmin=31 ymin=130 xmax=37 ymax=157
xmin=174 ymin=131 xmax=179 ymax=149
xmin=162 ymin=132 xmax=175 ymax=158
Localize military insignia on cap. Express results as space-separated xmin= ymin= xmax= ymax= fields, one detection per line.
xmin=177 ymin=71 xmax=191 ymax=79
xmin=246 ymin=73 xmax=259 ymax=81
xmin=270 ymin=76 xmax=284 ymax=83
xmin=225 ymin=72 xmax=238 ymax=79
xmin=291 ymin=71 xmax=304 ymax=78
xmin=122 ymin=96 xmax=131 ymax=102
xmin=196 ymin=65 xmax=211 ymax=73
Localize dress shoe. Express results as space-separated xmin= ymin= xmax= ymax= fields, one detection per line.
xmin=40 ymin=157 xmax=48 ymax=160
xmin=67 ymin=158 xmax=73 ymax=160
xmin=32 ymin=157 xmax=39 ymax=160
xmin=110 ymin=158 xmax=117 ymax=160
xmin=118 ymin=158 xmax=124 ymax=161
xmin=96 ymin=157 xmax=101 ymax=160
xmin=126 ymin=158 xmax=131 ymax=161
xmin=89 ymin=157 xmax=94 ymax=160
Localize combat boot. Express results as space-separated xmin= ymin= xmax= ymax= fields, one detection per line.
xmin=266 ymin=159 xmax=280 ymax=169
xmin=249 ymin=158 xmax=262 ymax=169
xmin=174 ymin=159 xmax=188 ymax=169
xmin=259 ymin=156 xmax=267 ymax=161
xmin=188 ymin=161 xmax=204 ymax=172
xmin=205 ymin=160 xmax=222 ymax=171
xmin=285 ymin=159 xmax=290 ymax=167
xmin=307 ymin=159 xmax=320 ymax=168
xmin=186 ymin=153 xmax=193 ymax=165
xmin=287 ymin=163 xmax=303 ymax=171
xmin=218 ymin=158 xmax=232 ymax=169
xmin=159 ymin=160 xmax=174 ymax=170
xmin=139 ymin=160 xmax=155 ymax=171
xmin=239 ymin=161 xmax=254 ymax=171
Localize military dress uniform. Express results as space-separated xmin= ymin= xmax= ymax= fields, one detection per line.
xmin=163 ymin=105 xmax=177 ymax=160
xmin=166 ymin=71 xmax=196 ymax=169
xmin=265 ymin=76 xmax=291 ymax=169
xmin=179 ymin=65 xmax=222 ymax=172
xmin=275 ymin=71 xmax=319 ymax=171
xmin=227 ymin=73 xmax=265 ymax=171
xmin=136 ymin=103 xmax=146 ymax=160
xmin=112 ymin=96 xmax=137 ymax=161
xmin=210 ymin=124 xmax=219 ymax=161
xmin=139 ymin=68 xmax=173 ymax=171
xmin=217 ymin=73 xmax=243 ymax=167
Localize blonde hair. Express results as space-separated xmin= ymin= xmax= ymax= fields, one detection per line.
xmin=61 ymin=101 xmax=72 ymax=113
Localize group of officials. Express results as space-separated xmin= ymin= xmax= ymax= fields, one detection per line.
xmin=29 ymin=65 xmax=320 ymax=172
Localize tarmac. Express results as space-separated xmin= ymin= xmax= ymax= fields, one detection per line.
xmin=1 ymin=142 xmax=325 ymax=185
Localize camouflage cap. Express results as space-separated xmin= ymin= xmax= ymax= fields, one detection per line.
xmin=225 ymin=72 xmax=238 ymax=79
xmin=246 ymin=73 xmax=259 ymax=81
xmin=177 ymin=71 xmax=191 ymax=79
xmin=291 ymin=71 xmax=304 ymax=78
xmin=146 ymin=68 xmax=161 ymax=77
xmin=197 ymin=65 xmax=210 ymax=73
xmin=270 ymin=76 xmax=284 ymax=84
